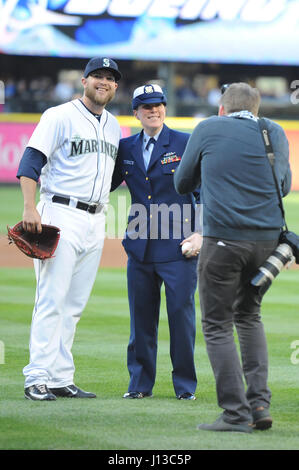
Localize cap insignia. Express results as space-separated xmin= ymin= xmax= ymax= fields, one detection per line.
xmin=144 ymin=85 xmax=154 ymax=94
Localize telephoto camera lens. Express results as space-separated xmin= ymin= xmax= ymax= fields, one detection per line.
xmin=251 ymin=243 xmax=294 ymax=296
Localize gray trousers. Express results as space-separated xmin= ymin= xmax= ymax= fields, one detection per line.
xmin=198 ymin=236 xmax=278 ymax=424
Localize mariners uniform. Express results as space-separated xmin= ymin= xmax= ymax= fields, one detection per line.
xmin=17 ymin=58 xmax=122 ymax=400
xmin=111 ymin=85 xmax=199 ymax=399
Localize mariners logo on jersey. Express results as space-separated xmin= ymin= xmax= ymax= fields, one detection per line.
xmin=70 ymin=134 xmax=118 ymax=160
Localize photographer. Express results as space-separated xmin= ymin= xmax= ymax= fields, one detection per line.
xmin=174 ymin=82 xmax=292 ymax=433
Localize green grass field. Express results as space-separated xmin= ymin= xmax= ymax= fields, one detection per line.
xmin=0 ymin=186 xmax=299 ymax=451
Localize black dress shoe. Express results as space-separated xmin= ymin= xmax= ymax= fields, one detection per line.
xmin=177 ymin=392 xmax=196 ymax=400
xmin=49 ymin=384 xmax=96 ymax=398
xmin=123 ymin=391 xmax=153 ymax=399
xmin=25 ymin=384 xmax=57 ymax=401
xmin=252 ymin=406 xmax=273 ymax=430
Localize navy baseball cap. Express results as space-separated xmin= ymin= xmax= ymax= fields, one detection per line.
xmin=132 ymin=84 xmax=167 ymax=110
xmin=84 ymin=57 xmax=122 ymax=82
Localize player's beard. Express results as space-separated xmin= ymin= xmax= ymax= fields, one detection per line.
xmin=84 ymin=83 xmax=116 ymax=107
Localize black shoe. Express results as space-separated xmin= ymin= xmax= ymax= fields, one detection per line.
xmin=252 ymin=407 xmax=273 ymax=430
xmin=123 ymin=391 xmax=153 ymax=399
xmin=24 ymin=384 xmax=57 ymax=401
xmin=49 ymin=384 xmax=96 ymax=398
xmin=197 ymin=415 xmax=253 ymax=433
xmin=177 ymin=392 xmax=196 ymax=400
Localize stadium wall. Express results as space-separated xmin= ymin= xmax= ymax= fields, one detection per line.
xmin=0 ymin=113 xmax=298 ymax=190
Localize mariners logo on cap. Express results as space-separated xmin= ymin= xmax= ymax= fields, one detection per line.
xmin=103 ymin=58 xmax=110 ymax=67
xmin=144 ymin=85 xmax=155 ymax=94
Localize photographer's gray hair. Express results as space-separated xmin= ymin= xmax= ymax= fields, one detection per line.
xmin=0 ymin=81 xmax=4 ymax=104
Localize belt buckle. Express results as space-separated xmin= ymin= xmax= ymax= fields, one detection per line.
xmin=87 ymin=204 xmax=97 ymax=214
xmin=95 ymin=203 xmax=103 ymax=214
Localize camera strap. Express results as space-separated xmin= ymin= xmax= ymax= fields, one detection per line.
xmin=258 ymin=118 xmax=288 ymax=232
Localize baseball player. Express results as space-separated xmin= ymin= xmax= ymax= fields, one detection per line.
xmin=17 ymin=57 xmax=122 ymax=400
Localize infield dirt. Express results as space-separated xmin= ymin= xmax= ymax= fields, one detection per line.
xmin=0 ymin=237 xmax=127 ymax=268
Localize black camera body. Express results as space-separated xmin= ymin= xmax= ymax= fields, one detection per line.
xmin=279 ymin=230 xmax=299 ymax=264
xmin=251 ymin=230 xmax=299 ymax=296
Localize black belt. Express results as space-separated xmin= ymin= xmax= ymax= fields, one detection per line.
xmin=52 ymin=195 xmax=103 ymax=214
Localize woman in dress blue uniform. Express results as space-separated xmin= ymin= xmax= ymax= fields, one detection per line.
xmin=111 ymin=84 xmax=202 ymax=400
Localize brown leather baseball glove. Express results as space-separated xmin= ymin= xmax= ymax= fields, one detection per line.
xmin=7 ymin=222 xmax=60 ymax=260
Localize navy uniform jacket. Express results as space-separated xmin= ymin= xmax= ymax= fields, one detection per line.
xmin=111 ymin=124 xmax=200 ymax=263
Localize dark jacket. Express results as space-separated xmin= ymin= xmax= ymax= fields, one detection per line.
xmin=174 ymin=116 xmax=292 ymax=241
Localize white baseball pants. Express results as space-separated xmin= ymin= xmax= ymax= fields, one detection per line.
xmin=23 ymin=199 xmax=106 ymax=388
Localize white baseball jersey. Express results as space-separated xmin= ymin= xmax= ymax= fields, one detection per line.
xmin=23 ymin=98 xmax=121 ymax=389
xmin=27 ymin=98 xmax=121 ymax=204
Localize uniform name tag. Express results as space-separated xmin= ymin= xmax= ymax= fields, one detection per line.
xmin=124 ymin=160 xmax=134 ymax=165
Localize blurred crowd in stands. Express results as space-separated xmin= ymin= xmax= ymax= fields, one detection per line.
xmin=0 ymin=62 xmax=296 ymax=119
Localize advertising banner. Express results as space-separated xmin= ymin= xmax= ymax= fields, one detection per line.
xmin=0 ymin=114 xmax=298 ymax=190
